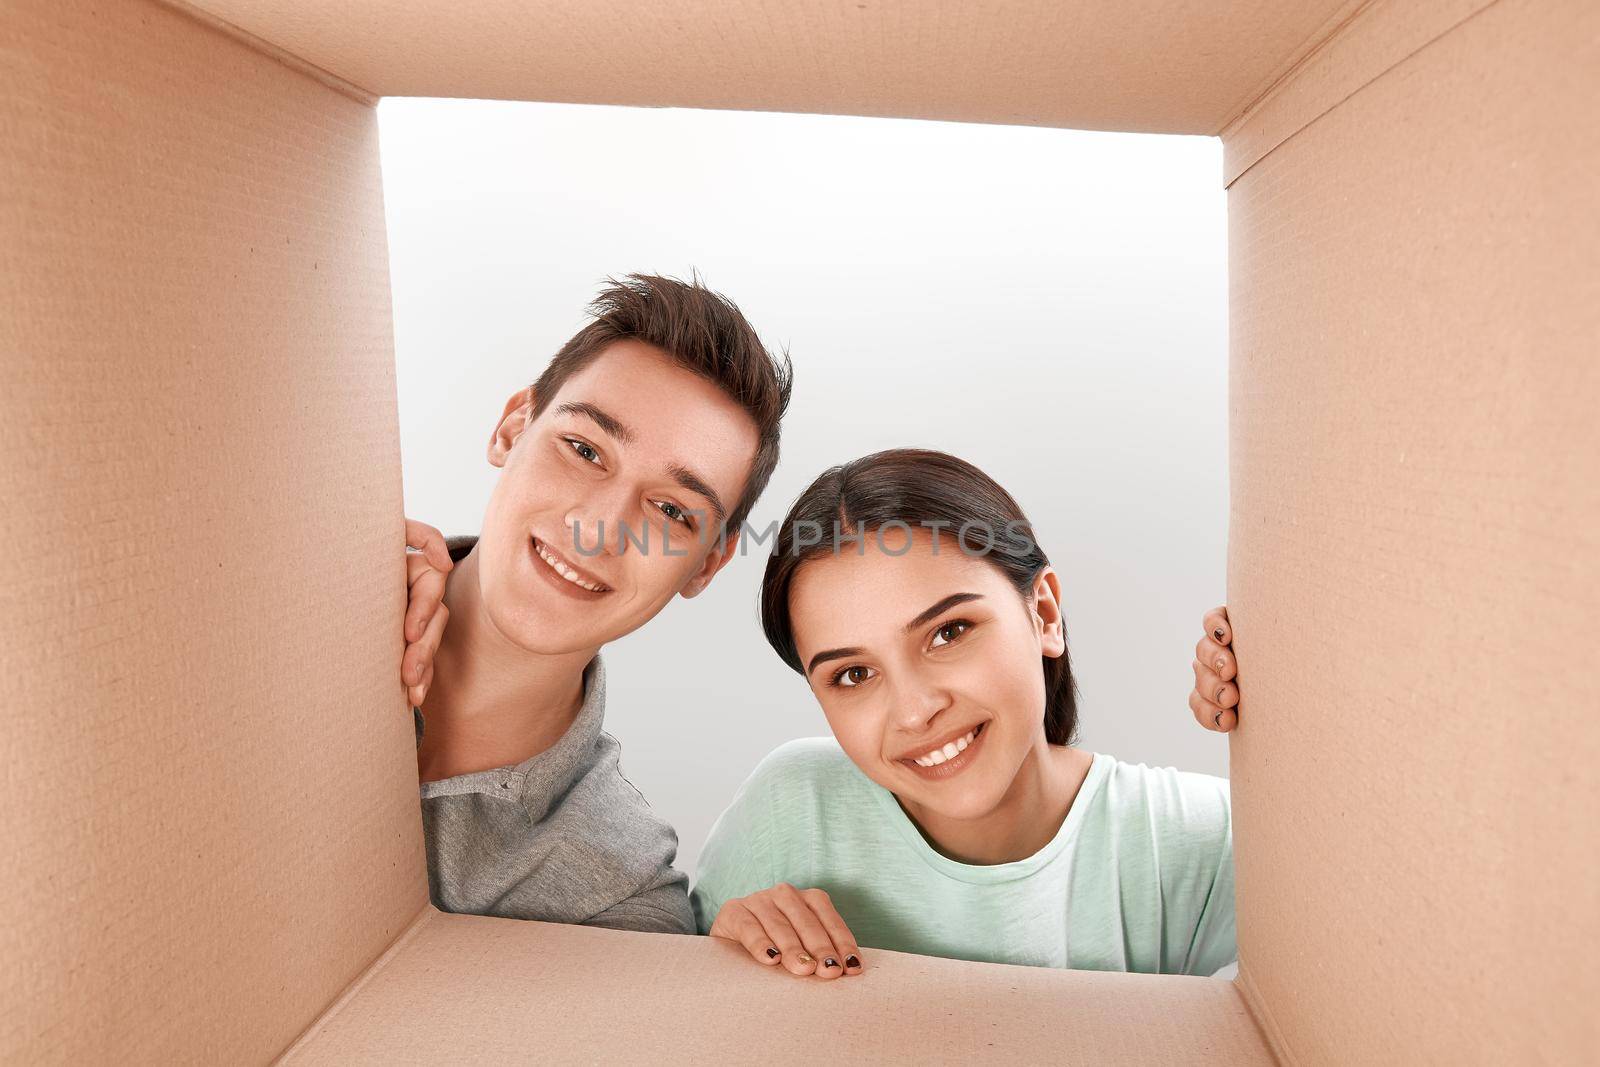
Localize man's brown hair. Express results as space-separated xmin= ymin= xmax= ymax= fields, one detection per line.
xmin=528 ymin=273 xmax=793 ymax=533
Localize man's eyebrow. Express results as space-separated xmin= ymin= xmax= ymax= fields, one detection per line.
xmin=805 ymin=594 xmax=985 ymax=677
xmin=556 ymin=401 xmax=635 ymax=444
xmin=807 ymin=646 xmax=865 ymax=678
xmin=554 ymin=403 xmax=727 ymax=524
xmin=669 ymin=464 xmax=727 ymax=526
xmin=903 ymin=593 xmax=985 ymax=634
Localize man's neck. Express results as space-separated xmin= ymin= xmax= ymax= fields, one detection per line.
xmin=414 ymin=545 xmax=599 ymax=783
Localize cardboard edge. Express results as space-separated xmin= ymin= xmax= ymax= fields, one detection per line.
xmin=1218 ymin=0 xmax=1500 ymax=187
xmin=1207 ymin=0 xmax=1372 ymax=138
xmin=153 ymin=0 xmax=379 ymax=106
xmin=271 ymin=906 xmax=439 ymax=1064
xmin=1234 ymin=959 xmax=1295 ymax=1067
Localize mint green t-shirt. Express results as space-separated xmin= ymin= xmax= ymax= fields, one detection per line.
xmin=689 ymin=738 xmax=1236 ymax=976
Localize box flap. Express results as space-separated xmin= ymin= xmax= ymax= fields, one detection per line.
xmin=1222 ymin=0 xmax=1600 ymax=1060
xmin=279 ymin=909 xmax=1275 ymax=1065
xmin=1 ymin=2 xmax=428 ymax=1061
xmin=182 ymin=0 xmax=1354 ymax=135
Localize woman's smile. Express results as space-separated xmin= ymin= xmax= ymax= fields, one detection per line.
xmin=897 ymin=720 xmax=989 ymax=780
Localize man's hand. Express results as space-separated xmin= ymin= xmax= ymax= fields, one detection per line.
xmin=708 ymin=883 xmax=864 ymax=980
xmin=1189 ymin=605 xmax=1239 ymax=732
xmin=404 ymin=518 xmax=453 ymax=707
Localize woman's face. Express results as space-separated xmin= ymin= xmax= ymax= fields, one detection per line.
xmin=787 ymin=528 xmax=1065 ymax=822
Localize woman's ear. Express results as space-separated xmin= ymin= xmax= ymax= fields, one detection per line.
xmin=1031 ymin=566 xmax=1067 ymax=658
xmin=488 ymin=386 xmax=536 ymax=467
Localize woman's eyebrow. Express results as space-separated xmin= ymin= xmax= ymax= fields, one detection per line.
xmin=806 ymin=646 xmax=865 ymax=677
xmin=903 ymin=593 xmax=984 ymax=633
xmin=804 ymin=593 xmax=984 ymax=677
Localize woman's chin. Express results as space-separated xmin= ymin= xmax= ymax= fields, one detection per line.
xmin=920 ymin=792 xmax=1004 ymax=824
xmin=893 ymin=771 xmax=1008 ymax=824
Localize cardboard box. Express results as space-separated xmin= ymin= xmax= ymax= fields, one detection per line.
xmin=3 ymin=0 xmax=1593 ymax=1061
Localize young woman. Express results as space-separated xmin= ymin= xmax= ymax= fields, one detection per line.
xmin=688 ymin=447 xmax=1240 ymax=981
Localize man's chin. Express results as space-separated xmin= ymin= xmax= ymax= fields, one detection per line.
xmin=479 ymin=599 xmax=608 ymax=656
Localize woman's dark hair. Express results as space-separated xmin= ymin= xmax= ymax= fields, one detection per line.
xmin=759 ymin=448 xmax=1080 ymax=746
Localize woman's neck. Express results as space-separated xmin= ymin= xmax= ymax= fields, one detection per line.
xmin=898 ymin=740 xmax=1094 ymax=866
xmin=414 ymin=546 xmax=598 ymax=783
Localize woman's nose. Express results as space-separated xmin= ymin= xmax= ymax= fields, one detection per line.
xmin=891 ymin=674 xmax=954 ymax=730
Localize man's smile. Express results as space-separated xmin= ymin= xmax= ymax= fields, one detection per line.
xmin=531 ymin=534 xmax=613 ymax=595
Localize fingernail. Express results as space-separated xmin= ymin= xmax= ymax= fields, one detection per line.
xmin=796 ymin=953 xmax=813 ymax=965
xmin=1215 ymin=657 xmax=1226 ymax=670
xmin=1217 ymin=687 xmax=1227 ymax=702
xmin=845 ymin=955 xmax=860 ymax=968
xmin=766 ymin=947 xmax=780 ymax=959
xmin=824 ymin=958 xmax=839 ymax=969
xmin=1213 ymin=628 xmax=1224 ymax=640
xmin=1214 ymin=710 xmax=1224 ymax=727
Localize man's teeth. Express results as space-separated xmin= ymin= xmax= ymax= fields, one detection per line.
xmin=912 ymin=726 xmax=978 ymax=767
xmin=535 ymin=539 xmax=606 ymax=592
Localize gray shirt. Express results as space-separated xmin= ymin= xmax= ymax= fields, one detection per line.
xmin=413 ymin=646 xmax=695 ymax=935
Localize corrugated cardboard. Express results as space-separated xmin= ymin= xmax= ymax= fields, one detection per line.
xmin=179 ymin=0 xmax=1365 ymax=135
xmin=3 ymin=0 xmax=1593 ymax=1062
xmin=1225 ymin=0 xmax=1599 ymax=1061
xmin=1 ymin=0 xmax=424 ymax=1061
xmin=277 ymin=910 xmax=1272 ymax=1064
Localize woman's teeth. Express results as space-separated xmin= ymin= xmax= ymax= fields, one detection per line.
xmin=534 ymin=538 xmax=608 ymax=592
xmin=912 ymin=725 xmax=980 ymax=767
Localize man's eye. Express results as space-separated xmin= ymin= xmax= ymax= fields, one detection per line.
xmin=832 ymin=665 xmax=876 ymax=688
xmin=566 ymin=438 xmax=601 ymax=465
xmin=656 ymin=500 xmax=690 ymax=525
xmin=930 ymin=620 xmax=972 ymax=648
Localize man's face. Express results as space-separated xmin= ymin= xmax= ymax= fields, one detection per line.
xmin=476 ymin=338 xmax=759 ymax=654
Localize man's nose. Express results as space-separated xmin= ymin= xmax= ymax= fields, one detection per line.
xmin=564 ymin=485 xmax=643 ymax=557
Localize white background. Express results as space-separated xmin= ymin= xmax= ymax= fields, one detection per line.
xmin=378 ymin=99 xmax=1230 ymax=874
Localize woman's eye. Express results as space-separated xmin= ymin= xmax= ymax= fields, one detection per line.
xmin=832 ymin=665 xmax=876 ymax=688
xmin=930 ymin=620 xmax=972 ymax=648
xmin=565 ymin=438 xmax=601 ymax=465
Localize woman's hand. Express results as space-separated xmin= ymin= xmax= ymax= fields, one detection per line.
xmin=708 ymin=883 xmax=864 ymax=980
xmin=404 ymin=518 xmax=454 ymax=707
xmin=1189 ymin=605 xmax=1239 ymax=732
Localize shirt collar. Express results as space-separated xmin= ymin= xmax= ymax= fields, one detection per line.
xmin=416 ymin=652 xmax=607 ymax=815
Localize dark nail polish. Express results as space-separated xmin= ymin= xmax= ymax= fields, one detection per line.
xmin=824 ymin=957 xmax=839 ymax=969
xmin=1213 ymin=628 xmax=1224 ymax=640
xmin=845 ymin=955 xmax=860 ymax=968
xmin=766 ymin=947 xmax=780 ymax=959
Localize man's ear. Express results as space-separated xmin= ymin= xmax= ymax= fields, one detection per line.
xmin=488 ymin=386 xmax=536 ymax=468
xmin=680 ymin=526 xmax=743 ymax=600
xmin=1031 ymin=565 xmax=1067 ymax=658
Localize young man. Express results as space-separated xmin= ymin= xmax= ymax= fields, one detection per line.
xmin=399 ymin=274 xmax=792 ymax=934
